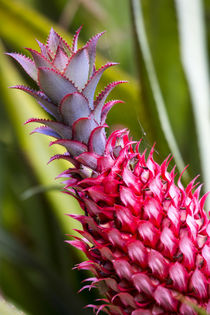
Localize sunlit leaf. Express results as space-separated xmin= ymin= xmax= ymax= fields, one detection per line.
xmin=175 ymin=0 xmax=210 ymax=207
xmin=0 ymin=298 xmax=26 ymax=315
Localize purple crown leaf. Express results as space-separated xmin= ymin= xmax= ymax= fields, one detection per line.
xmin=26 ymin=118 xmax=72 ymax=139
xmin=52 ymin=45 xmax=69 ymax=71
xmin=7 ymin=53 xmax=37 ymax=81
xmin=64 ymin=48 xmax=89 ymax=90
xmin=88 ymin=126 xmax=106 ymax=155
xmin=93 ymin=81 xmax=126 ymax=123
xmin=82 ymin=62 xmax=118 ymax=110
xmin=51 ymin=139 xmax=87 ymax=157
xmin=76 ymin=152 xmax=100 ymax=170
xmin=31 ymin=126 xmax=61 ymax=139
xmin=85 ymin=32 xmax=105 ymax=77
xmin=48 ymin=153 xmax=79 ymax=168
xmin=11 ymin=85 xmax=60 ymax=120
xmin=46 ymin=28 xmax=61 ymax=55
xmin=59 ymin=92 xmax=90 ymax=126
xmin=36 ymin=40 xmax=49 ymax=59
xmin=101 ymin=100 xmax=124 ymax=124
xmin=72 ymin=117 xmax=98 ymax=144
xmin=38 ymin=67 xmax=77 ymax=104
xmin=72 ymin=26 xmax=83 ymax=53
xmin=26 ymin=48 xmax=54 ymax=69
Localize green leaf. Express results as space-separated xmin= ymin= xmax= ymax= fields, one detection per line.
xmin=0 ymin=299 xmax=26 ymax=315
xmin=130 ymin=0 xmax=187 ymax=178
xmin=175 ymin=0 xmax=210 ymax=207
xmin=0 ymin=227 xmax=93 ymax=315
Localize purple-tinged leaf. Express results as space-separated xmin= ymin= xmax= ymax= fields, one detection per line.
xmin=46 ymin=28 xmax=60 ymax=55
xmin=36 ymin=40 xmax=49 ymax=59
xmin=85 ymin=32 xmax=105 ymax=77
xmin=88 ymin=126 xmax=106 ymax=155
xmin=101 ymin=100 xmax=124 ymax=124
xmin=64 ymin=48 xmax=89 ymax=90
xmin=59 ymin=92 xmax=90 ymax=126
xmin=52 ymin=46 xmax=68 ymax=71
xmin=38 ymin=67 xmax=77 ymax=104
xmin=6 ymin=53 xmax=37 ymax=81
xmin=55 ymin=169 xmax=77 ymax=180
xmin=26 ymin=118 xmax=72 ymax=139
xmin=72 ymin=117 xmax=97 ymax=144
xmin=46 ymin=29 xmax=72 ymax=58
xmin=76 ymin=152 xmax=100 ymax=170
xmin=72 ymin=26 xmax=82 ymax=52
xmin=48 ymin=153 xmax=79 ymax=168
xmin=82 ymin=63 xmax=118 ymax=110
xmin=50 ymin=139 xmax=87 ymax=156
xmin=11 ymin=85 xmax=60 ymax=119
xmin=26 ymin=48 xmax=53 ymax=69
xmin=93 ymin=81 xmax=127 ymax=123
xmin=31 ymin=126 xmax=61 ymax=138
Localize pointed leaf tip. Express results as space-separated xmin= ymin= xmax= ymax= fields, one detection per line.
xmin=25 ymin=118 xmax=72 ymax=139
xmin=11 ymin=85 xmax=61 ymax=119
xmin=72 ymin=26 xmax=83 ymax=52
xmin=6 ymin=52 xmax=37 ymax=81
xmin=85 ymin=31 xmax=106 ymax=77
xmin=47 ymin=28 xmax=60 ymax=54
xmin=51 ymin=139 xmax=87 ymax=157
xmin=26 ymin=48 xmax=53 ymax=69
xmin=101 ymin=100 xmax=124 ymax=124
xmin=30 ymin=126 xmax=61 ymax=139
xmin=82 ymin=62 xmax=119 ymax=109
xmin=94 ymin=81 xmax=127 ymax=123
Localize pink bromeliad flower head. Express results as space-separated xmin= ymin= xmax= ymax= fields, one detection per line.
xmin=8 ymin=27 xmax=210 ymax=315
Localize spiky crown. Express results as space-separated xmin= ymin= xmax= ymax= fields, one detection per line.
xmin=7 ymin=27 xmax=126 ymax=173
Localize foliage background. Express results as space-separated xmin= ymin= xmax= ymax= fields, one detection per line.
xmin=0 ymin=0 xmax=210 ymax=314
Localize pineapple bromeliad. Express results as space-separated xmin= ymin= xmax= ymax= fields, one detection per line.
xmin=8 ymin=28 xmax=210 ymax=315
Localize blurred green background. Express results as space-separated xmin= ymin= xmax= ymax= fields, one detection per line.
xmin=0 ymin=0 xmax=210 ymax=314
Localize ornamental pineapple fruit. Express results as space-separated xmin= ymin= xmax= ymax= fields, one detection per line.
xmin=8 ymin=28 xmax=210 ymax=315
